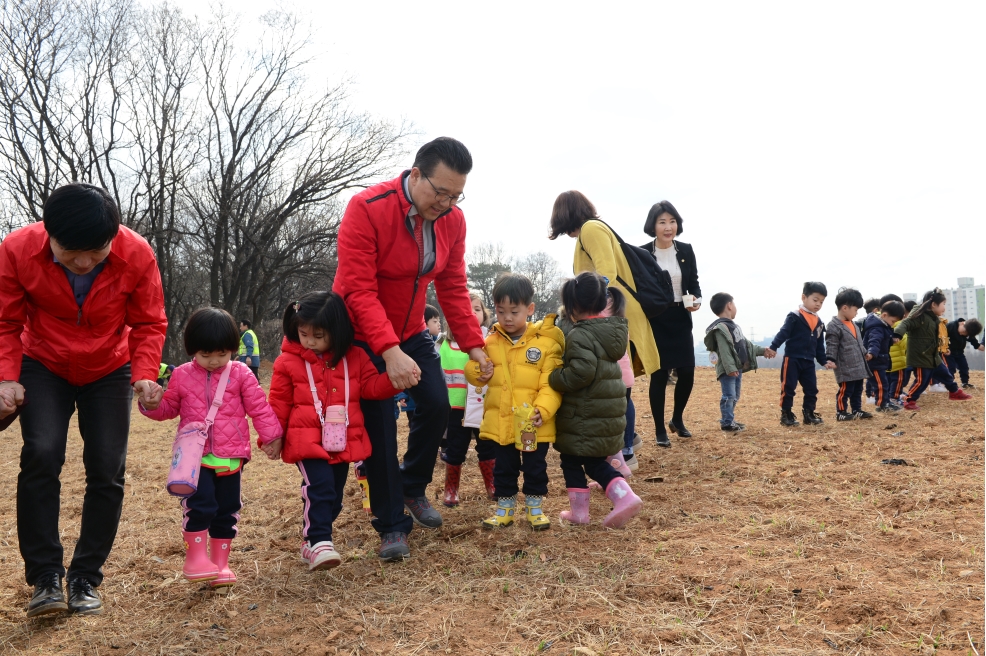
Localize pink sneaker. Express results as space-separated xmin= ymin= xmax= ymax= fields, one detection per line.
xmin=301 ymin=541 xmax=342 ymax=571
xmin=603 ymin=478 xmax=642 ymax=529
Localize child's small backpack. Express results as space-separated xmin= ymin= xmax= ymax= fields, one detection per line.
xmin=167 ymin=362 xmax=231 ymax=497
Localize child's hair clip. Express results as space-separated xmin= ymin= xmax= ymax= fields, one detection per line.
xmin=292 ymin=301 xmax=300 ymax=311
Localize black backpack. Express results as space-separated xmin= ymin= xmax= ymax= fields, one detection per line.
xmin=579 ymin=220 xmax=674 ymax=319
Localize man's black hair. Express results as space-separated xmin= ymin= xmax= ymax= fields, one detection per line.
xmin=43 ymin=183 xmax=121 ymax=251
xmin=835 ymin=287 xmax=865 ymax=309
xmin=643 ymin=200 xmax=684 ymax=238
xmin=282 ymin=291 xmax=354 ymax=367
xmin=239 ymin=319 xmax=252 ymax=329
xmin=424 ymin=304 xmax=440 ymax=322
xmin=879 ymin=293 xmax=903 ymax=306
xmin=803 ymin=281 xmax=828 ymax=298
xmin=493 ymin=273 xmax=534 ymax=306
xmin=184 ymin=307 xmax=241 ymax=356
xmin=710 ymin=292 xmax=734 ymax=316
xmin=881 ymin=300 xmax=906 ymax=320
xmin=863 ymin=297 xmax=881 ymax=313
xmin=412 ymin=137 xmax=473 ymax=177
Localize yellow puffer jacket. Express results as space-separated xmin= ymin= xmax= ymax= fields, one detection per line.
xmin=465 ymin=316 xmax=565 ymax=445
xmin=889 ymin=320 xmax=907 ymax=372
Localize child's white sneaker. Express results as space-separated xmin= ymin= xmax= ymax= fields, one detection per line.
xmin=301 ymin=541 xmax=342 ymax=571
xmin=865 ymin=396 xmax=876 ymax=405
xmin=929 ymin=384 xmax=947 ymax=393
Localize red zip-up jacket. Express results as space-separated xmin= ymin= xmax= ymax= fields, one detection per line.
xmin=332 ymin=171 xmax=485 ymax=356
xmin=0 ymin=222 xmax=167 ymax=385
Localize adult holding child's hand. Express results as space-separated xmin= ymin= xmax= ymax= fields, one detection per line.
xmin=0 ymin=183 xmax=167 ymax=617
xmin=333 ymin=137 xmax=487 ymax=562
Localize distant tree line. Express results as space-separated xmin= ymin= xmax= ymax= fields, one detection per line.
xmin=0 ymin=0 xmax=408 ymax=361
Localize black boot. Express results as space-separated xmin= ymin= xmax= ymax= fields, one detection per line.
xmin=780 ymin=410 xmax=799 ymax=427
xmin=655 ymin=432 xmax=672 ymax=448
xmin=802 ymin=409 xmax=824 ymax=425
xmin=667 ymin=419 xmax=692 ymax=438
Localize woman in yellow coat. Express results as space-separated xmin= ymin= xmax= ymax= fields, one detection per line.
xmin=465 ymin=274 xmax=564 ymax=530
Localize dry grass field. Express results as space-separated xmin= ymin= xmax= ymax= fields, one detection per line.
xmin=0 ymin=367 xmax=982 ymax=655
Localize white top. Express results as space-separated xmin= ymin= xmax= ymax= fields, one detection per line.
xmin=653 ymin=245 xmax=683 ymax=301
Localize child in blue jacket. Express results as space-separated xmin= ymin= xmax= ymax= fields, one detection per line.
xmin=766 ymin=282 xmax=835 ymax=427
xmin=863 ymin=300 xmax=906 ymax=412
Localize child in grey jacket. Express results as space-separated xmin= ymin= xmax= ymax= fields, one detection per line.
xmin=825 ymin=288 xmax=873 ymax=421
xmin=704 ymin=294 xmax=773 ymax=432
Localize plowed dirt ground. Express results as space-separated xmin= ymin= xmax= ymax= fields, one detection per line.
xmin=0 ymin=367 xmax=982 ymax=655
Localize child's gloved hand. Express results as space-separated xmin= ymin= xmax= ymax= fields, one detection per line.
xmin=260 ymin=438 xmax=283 ymax=460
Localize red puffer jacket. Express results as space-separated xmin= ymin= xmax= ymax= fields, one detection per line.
xmin=332 ymin=171 xmax=485 ymax=356
xmin=0 ymin=223 xmax=167 ymax=385
xmin=268 ymin=338 xmax=398 ymax=464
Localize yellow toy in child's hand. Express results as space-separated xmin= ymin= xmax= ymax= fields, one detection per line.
xmin=512 ymin=403 xmax=538 ymax=451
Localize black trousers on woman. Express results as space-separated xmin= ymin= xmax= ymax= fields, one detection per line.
xmin=648 ymin=304 xmax=696 ymax=435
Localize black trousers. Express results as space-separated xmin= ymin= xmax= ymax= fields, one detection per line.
xmin=492 ymin=442 xmax=549 ymax=498
xmin=835 ymin=379 xmax=864 ymax=413
xmin=780 ymin=357 xmax=818 ymax=413
xmin=358 ymin=330 xmax=449 ymax=535
xmin=871 ymin=367 xmax=891 ymax=407
xmin=559 ymin=453 xmax=622 ymax=490
xmin=443 ymin=408 xmax=495 ymax=466
xmin=905 ymin=367 xmax=934 ymax=402
xmin=649 ymin=366 xmax=695 ymax=432
xmin=944 ymin=353 xmax=971 ymax=386
xmin=297 ymin=459 xmax=349 ymax=544
xmin=16 ymin=357 xmax=133 ymax=586
xmin=889 ymin=368 xmax=911 ymax=398
xmin=181 ymin=468 xmax=242 ymax=539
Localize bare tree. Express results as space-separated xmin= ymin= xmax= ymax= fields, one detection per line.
xmin=516 ymin=251 xmax=563 ymax=320
xmin=466 ymin=242 xmax=513 ymax=311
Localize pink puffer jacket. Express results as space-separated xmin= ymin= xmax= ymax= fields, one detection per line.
xmin=140 ymin=359 xmax=282 ymax=460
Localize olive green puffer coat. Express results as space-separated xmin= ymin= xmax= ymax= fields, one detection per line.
xmin=894 ymin=310 xmax=941 ymax=369
xmin=549 ymin=316 xmax=629 ymax=457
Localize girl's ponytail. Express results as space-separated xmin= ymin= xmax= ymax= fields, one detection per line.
xmin=560 ymin=271 xmax=610 ymax=319
xmin=911 ymin=287 xmax=946 ymax=319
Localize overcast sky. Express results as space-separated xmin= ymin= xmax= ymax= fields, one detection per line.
xmin=174 ymin=1 xmax=985 ymax=342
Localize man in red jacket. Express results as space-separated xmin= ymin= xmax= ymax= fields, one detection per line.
xmin=334 ymin=137 xmax=490 ymax=561
xmin=0 ymin=184 xmax=167 ymax=617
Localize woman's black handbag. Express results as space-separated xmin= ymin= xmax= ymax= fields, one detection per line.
xmin=579 ymin=220 xmax=674 ymax=319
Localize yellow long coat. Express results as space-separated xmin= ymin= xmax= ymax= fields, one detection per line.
xmin=572 ymin=220 xmax=661 ymax=375
xmin=465 ymin=316 xmax=564 ymax=445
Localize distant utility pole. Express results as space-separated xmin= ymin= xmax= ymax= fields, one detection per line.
xmin=750 ymin=328 xmax=757 ymax=342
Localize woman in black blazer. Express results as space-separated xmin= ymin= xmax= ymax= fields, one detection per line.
xmin=642 ymin=201 xmax=702 ymax=447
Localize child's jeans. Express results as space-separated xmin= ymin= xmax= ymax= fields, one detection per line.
xmin=182 ymin=468 xmax=242 ymax=539
xmin=296 ymin=459 xmax=350 ymax=544
xmin=559 ymin=453 xmax=621 ymax=490
xmin=492 ymin=442 xmax=549 ymax=498
xmin=719 ymin=373 xmax=742 ymax=427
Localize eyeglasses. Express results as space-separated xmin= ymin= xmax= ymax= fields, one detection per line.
xmin=423 ymin=175 xmax=465 ymax=206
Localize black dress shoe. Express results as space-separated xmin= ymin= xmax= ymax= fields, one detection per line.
xmin=27 ymin=572 xmax=67 ymax=618
xmin=67 ymin=577 xmax=103 ymax=615
xmin=655 ymin=433 xmax=671 ymax=448
xmin=668 ymin=419 xmax=692 ymax=438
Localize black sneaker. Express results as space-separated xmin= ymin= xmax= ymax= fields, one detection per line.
xmin=853 ymin=410 xmax=874 ymax=420
xmin=655 ymin=433 xmax=671 ymax=448
xmin=720 ymin=423 xmax=745 ymax=432
xmin=27 ymin=572 xmax=67 ymax=617
xmin=780 ymin=410 xmax=799 ymax=427
xmin=836 ymin=411 xmax=855 ymax=422
xmin=802 ymin=410 xmax=824 ymax=425
xmin=67 ymin=577 xmax=102 ymax=615
xmin=404 ymin=496 xmax=443 ymax=528
xmin=963 ymin=383 xmax=976 ymax=389
xmin=876 ymin=405 xmax=899 ymax=413
xmin=734 ymin=422 xmax=746 ymax=430
xmin=378 ymin=532 xmax=410 ymax=562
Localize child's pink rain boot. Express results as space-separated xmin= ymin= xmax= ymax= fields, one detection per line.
xmin=602 ymin=478 xmax=642 ymax=529
xmin=606 ymin=452 xmax=632 ymax=478
xmin=181 ymin=530 xmax=218 ymax=582
xmin=559 ymin=488 xmax=590 ymax=525
xmin=209 ymin=538 xmax=236 ymax=590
